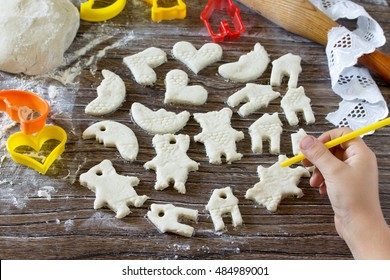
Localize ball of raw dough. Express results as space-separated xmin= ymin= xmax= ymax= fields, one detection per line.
xmin=0 ymin=0 xmax=80 ymax=75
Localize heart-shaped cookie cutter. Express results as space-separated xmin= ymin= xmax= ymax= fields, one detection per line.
xmin=201 ymin=0 xmax=245 ymax=42
xmin=80 ymin=0 xmax=127 ymax=22
xmin=6 ymin=125 xmax=67 ymax=174
xmin=0 ymin=90 xmax=50 ymax=135
xmin=144 ymin=0 xmax=186 ymax=22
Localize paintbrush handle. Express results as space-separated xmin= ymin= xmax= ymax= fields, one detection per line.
xmin=237 ymin=0 xmax=390 ymax=83
xmin=281 ymin=117 xmax=390 ymax=167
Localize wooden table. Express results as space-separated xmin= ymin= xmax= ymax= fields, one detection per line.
xmin=0 ymin=0 xmax=389 ymax=260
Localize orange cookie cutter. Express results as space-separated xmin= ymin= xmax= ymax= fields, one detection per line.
xmin=80 ymin=0 xmax=127 ymax=22
xmin=6 ymin=125 xmax=67 ymax=174
xmin=0 ymin=90 xmax=50 ymax=135
xmin=144 ymin=0 xmax=186 ymax=22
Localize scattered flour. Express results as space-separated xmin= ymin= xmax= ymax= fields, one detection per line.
xmin=64 ymin=219 xmax=74 ymax=232
xmin=37 ymin=186 xmax=56 ymax=201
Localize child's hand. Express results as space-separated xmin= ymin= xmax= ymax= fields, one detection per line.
xmin=300 ymin=127 xmax=390 ymax=259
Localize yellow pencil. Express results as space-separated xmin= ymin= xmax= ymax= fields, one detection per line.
xmin=281 ymin=117 xmax=390 ymax=168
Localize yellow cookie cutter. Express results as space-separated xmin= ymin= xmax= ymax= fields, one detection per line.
xmin=6 ymin=126 xmax=67 ymax=174
xmin=144 ymin=0 xmax=186 ymax=22
xmin=80 ymin=0 xmax=127 ymax=22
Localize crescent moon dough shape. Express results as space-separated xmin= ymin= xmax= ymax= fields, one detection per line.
xmin=130 ymin=102 xmax=190 ymax=135
xmin=85 ymin=69 xmax=126 ymax=116
xmin=82 ymin=121 xmax=138 ymax=161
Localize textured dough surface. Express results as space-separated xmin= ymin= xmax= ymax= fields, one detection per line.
xmin=131 ymin=102 xmax=190 ymax=135
xmin=147 ymin=203 xmax=198 ymax=237
xmin=194 ymin=108 xmax=244 ymax=164
xmin=0 ymin=0 xmax=79 ymax=75
xmin=79 ymin=160 xmax=148 ymax=219
xmin=245 ymin=155 xmax=310 ymax=212
xmin=218 ymin=43 xmax=270 ymax=82
xmin=82 ymin=121 xmax=139 ymax=161
xmin=85 ymin=70 xmax=126 ymax=116
xmin=172 ymin=41 xmax=223 ymax=74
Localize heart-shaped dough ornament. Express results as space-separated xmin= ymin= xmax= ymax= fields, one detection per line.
xmin=172 ymin=41 xmax=223 ymax=74
xmin=6 ymin=126 xmax=67 ymax=174
xmin=164 ymin=69 xmax=208 ymax=105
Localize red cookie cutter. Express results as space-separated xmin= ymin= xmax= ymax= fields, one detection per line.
xmin=200 ymin=0 xmax=245 ymax=42
xmin=0 ymin=90 xmax=50 ymax=135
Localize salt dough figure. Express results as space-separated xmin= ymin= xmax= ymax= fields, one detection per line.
xmin=270 ymin=53 xmax=302 ymax=88
xmin=164 ymin=69 xmax=208 ymax=105
xmin=281 ymin=86 xmax=315 ymax=126
xmin=123 ymin=47 xmax=167 ymax=86
xmin=147 ymin=203 xmax=198 ymax=237
xmin=85 ymin=70 xmax=126 ymax=116
xmin=291 ymin=128 xmax=308 ymax=155
xmin=79 ymin=160 xmax=149 ymax=219
xmin=144 ymin=134 xmax=199 ymax=194
xmin=194 ymin=108 xmax=244 ymax=164
xmin=172 ymin=41 xmax=223 ymax=74
xmin=245 ymin=155 xmax=310 ymax=212
xmin=206 ymin=187 xmax=243 ymax=231
xmin=82 ymin=120 xmax=139 ymax=161
xmin=130 ymin=102 xmax=190 ymax=135
xmin=218 ymin=43 xmax=270 ymax=82
xmin=227 ymin=84 xmax=280 ymax=117
xmin=249 ymin=113 xmax=283 ymax=154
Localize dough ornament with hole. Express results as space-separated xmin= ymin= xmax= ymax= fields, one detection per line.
xmin=194 ymin=108 xmax=244 ymax=164
xmin=172 ymin=41 xmax=223 ymax=74
xmin=82 ymin=121 xmax=139 ymax=161
xmin=79 ymin=160 xmax=149 ymax=218
xmin=130 ymin=102 xmax=190 ymax=135
xmin=144 ymin=134 xmax=199 ymax=194
xmin=85 ymin=70 xmax=126 ymax=116
xmin=218 ymin=43 xmax=270 ymax=82
xmin=281 ymin=86 xmax=315 ymax=126
xmin=206 ymin=187 xmax=243 ymax=232
xmin=164 ymin=69 xmax=208 ymax=105
xmin=147 ymin=203 xmax=198 ymax=237
xmin=123 ymin=47 xmax=167 ymax=86
xmin=270 ymin=53 xmax=302 ymax=89
xmin=227 ymin=84 xmax=280 ymax=117
xmin=245 ymin=155 xmax=310 ymax=212
xmin=249 ymin=113 xmax=283 ymax=154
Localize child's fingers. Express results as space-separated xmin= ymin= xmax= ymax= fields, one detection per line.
xmin=309 ymin=168 xmax=324 ymax=187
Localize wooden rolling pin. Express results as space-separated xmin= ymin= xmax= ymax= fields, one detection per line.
xmin=236 ymin=0 xmax=390 ymax=83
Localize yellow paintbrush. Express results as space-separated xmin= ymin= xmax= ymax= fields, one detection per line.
xmin=281 ymin=117 xmax=390 ymax=168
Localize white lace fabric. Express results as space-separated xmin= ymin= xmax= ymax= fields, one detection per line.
xmin=309 ymin=0 xmax=388 ymax=134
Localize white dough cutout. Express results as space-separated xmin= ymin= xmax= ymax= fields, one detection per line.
xmin=147 ymin=203 xmax=198 ymax=237
xmin=144 ymin=134 xmax=199 ymax=194
xmin=85 ymin=70 xmax=126 ymax=116
xmin=82 ymin=120 xmax=139 ymax=161
xmin=218 ymin=43 xmax=270 ymax=82
xmin=227 ymin=84 xmax=280 ymax=117
xmin=206 ymin=187 xmax=243 ymax=231
xmin=249 ymin=113 xmax=283 ymax=154
xmin=79 ymin=160 xmax=149 ymax=219
xmin=245 ymin=155 xmax=310 ymax=212
xmin=270 ymin=53 xmax=302 ymax=88
xmin=281 ymin=86 xmax=315 ymax=126
xmin=172 ymin=41 xmax=223 ymax=74
xmin=194 ymin=108 xmax=244 ymax=164
xmin=130 ymin=102 xmax=190 ymax=135
xmin=291 ymin=128 xmax=307 ymax=155
xmin=123 ymin=47 xmax=167 ymax=86
xmin=164 ymin=69 xmax=208 ymax=105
